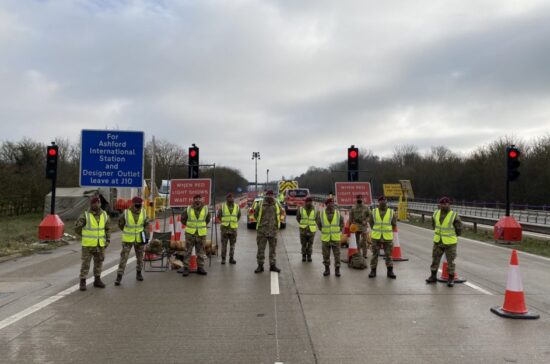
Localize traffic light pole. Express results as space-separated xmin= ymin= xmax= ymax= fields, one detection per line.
xmin=506 ymin=179 xmax=510 ymax=217
xmin=50 ymin=173 xmax=57 ymax=215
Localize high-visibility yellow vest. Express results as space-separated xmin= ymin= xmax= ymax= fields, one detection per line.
xmin=299 ymin=207 xmax=317 ymax=233
xmin=256 ymin=201 xmax=281 ymax=230
xmin=371 ymin=208 xmax=394 ymax=240
xmin=433 ymin=210 xmax=458 ymax=245
xmin=221 ymin=203 xmax=239 ymax=229
xmin=186 ymin=206 xmax=208 ymax=236
xmin=321 ymin=210 xmax=341 ymax=243
xmin=122 ymin=208 xmax=145 ymax=243
xmin=81 ymin=210 xmax=107 ymax=247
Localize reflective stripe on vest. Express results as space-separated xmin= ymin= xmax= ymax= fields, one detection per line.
xmin=256 ymin=202 xmax=281 ymax=230
xmin=186 ymin=206 xmax=208 ymax=236
xmin=122 ymin=209 xmax=145 ymax=243
xmin=371 ymin=208 xmax=394 ymax=240
xmin=321 ymin=210 xmax=341 ymax=242
xmin=221 ymin=203 xmax=239 ymax=229
xmin=433 ymin=210 xmax=458 ymax=245
xmin=82 ymin=211 xmax=107 ymax=247
xmin=299 ymin=207 xmax=317 ymax=232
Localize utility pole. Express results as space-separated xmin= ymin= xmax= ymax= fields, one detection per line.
xmin=252 ymin=152 xmax=260 ymax=192
xmin=267 ymin=168 xmax=270 ymax=186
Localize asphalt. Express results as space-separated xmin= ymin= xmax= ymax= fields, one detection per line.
xmin=1 ymin=213 xmax=550 ymax=363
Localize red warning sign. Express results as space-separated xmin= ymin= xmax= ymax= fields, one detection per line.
xmin=335 ymin=182 xmax=373 ymax=206
xmin=169 ymin=179 xmax=212 ymax=207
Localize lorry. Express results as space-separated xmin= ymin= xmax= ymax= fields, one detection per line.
xmin=284 ymin=188 xmax=311 ymax=215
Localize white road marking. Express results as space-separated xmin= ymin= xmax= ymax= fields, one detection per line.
xmin=271 ymin=271 xmax=280 ymax=295
xmin=437 ymin=268 xmax=493 ymax=295
xmin=404 ymin=223 xmax=550 ymax=262
xmin=0 ymin=257 xmax=135 ymax=332
xmin=464 ymin=282 xmax=494 ymax=295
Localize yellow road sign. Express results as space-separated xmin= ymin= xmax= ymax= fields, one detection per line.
xmin=383 ymin=184 xmax=403 ymax=197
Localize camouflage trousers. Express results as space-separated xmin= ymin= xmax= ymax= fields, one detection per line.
xmin=322 ymin=241 xmax=341 ymax=268
xmin=354 ymin=231 xmax=369 ymax=258
xmin=221 ymin=228 xmax=238 ymax=259
xmin=117 ymin=243 xmax=144 ymax=275
xmin=80 ymin=246 xmax=105 ymax=279
xmin=430 ymin=243 xmax=458 ymax=276
xmin=257 ymin=232 xmax=277 ymax=266
xmin=184 ymin=233 xmax=207 ymax=269
xmin=370 ymin=239 xmax=393 ymax=269
xmin=300 ymin=230 xmax=315 ymax=256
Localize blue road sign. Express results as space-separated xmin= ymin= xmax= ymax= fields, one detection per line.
xmin=80 ymin=130 xmax=144 ymax=188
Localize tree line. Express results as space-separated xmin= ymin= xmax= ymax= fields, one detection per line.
xmin=0 ymin=138 xmax=249 ymax=215
xmin=296 ymin=136 xmax=550 ymax=206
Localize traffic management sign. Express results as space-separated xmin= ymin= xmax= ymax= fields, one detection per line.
xmin=169 ymin=179 xmax=212 ymax=207
xmin=383 ymin=184 xmax=403 ymax=197
xmin=335 ymin=182 xmax=373 ymax=206
xmin=80 ymin=130 xmax=144 ymax=188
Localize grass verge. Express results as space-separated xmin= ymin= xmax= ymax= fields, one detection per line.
xmin=403 ymin=215 xmax=550 ymax=258
xmin=0 ymin=213 xmax=119 ymax=258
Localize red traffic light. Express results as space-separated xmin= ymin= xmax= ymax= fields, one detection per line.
xmin=508 ymin=150 xmax=518 ymax=159
xmin=349 ymin=150 xmax=358 ymax=159
xmin=48 ymin=148 xmax=57 ymax=156
xmin=189 ymin=149 xmax=197 ymax=158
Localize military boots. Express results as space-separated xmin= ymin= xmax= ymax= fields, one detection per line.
xmin=387 ymin=267 xmax=396 ymax=279
xmin=93 ymin=276 xmax=106 ymax=288
xmin=302 ymin=254 xmax=307 ymax=262
xmin=197 ymin=267 xmax=207 ymax=275
xmin=229 ymin=257 xmax=236 ymax=264
xmin=323 ymin=266 xmax=330 ymax=276
xmin=136 ymin=271 xmax=144 ymax=281
xmin=79 ymin=278 xmax=87 ymax=291
xmin=307 ymin=255 xmax=312 ymax=262
xmin=425 ymin=270 xmax=438 ymax=284
xmin=335 ymin=267 xmax=341 ymax=277
xmin=368 ymin=268 xmax=376 ymax=278
xmin=114 ymin=274 xmax=122 ymax=286
xmin=255 ymin=265 xmax=264 ymax=273
xmin=270 ymin=265 xmax=281 ymax=273
xmin=447 ymin=276 xmax=455 ymax=287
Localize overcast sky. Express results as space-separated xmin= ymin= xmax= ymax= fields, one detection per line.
xmin=1 ymin=0 xmax=549 ymax=182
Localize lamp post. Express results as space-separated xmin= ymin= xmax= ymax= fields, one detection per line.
xmin=252 ymin=152 xmax=260 ymax=192
xmin=266 ymin=169 xmax=270 ymax=186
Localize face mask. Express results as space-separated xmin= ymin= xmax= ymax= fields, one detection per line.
xmin=134 ymin=204 xmax=142 ymax=209
xmin=357 ymin=200 xmax=362 ymax=204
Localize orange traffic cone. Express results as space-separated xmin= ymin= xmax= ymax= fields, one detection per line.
xmin=491 ymin=250 xmax=539 ymax=319
xmin=347 ymin=233 xmax=359 ymax=261
xmin=189 ymin=255 xmax=198 ymax=273
xmin=437 ymin=256 xmax=466 ymax=283
xmin=169 ymin=216 xmax=176 ymax=241
xmin=391 ymin=225 xmax=408 ymax=262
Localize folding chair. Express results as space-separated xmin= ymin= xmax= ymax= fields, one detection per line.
xmin=144 ymin=232 xmax=171 ymax=272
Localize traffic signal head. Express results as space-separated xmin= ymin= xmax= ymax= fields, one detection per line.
xmin=188 ymin=145 xmax=199 ymax=178
xmin=46 ymin=144 xmax=58 ymax=179
xmin=347 ymin=145 xmax=359 ymax=181
xmin=506 ymin=145 xmax=520 ymax=182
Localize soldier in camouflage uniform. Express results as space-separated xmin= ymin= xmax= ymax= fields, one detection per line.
xmin=254 ymin=190 xmax=282 ymax=273
xmin=74 ymin=196 xmax=111 ymax=291
xmin=296 ymin=196 xmax=317 ymax=262
xmin=217 ymin=193 xmax=241 ymax=265
xmin=350 ymin=194 xmax=371 ymax=260
xmin=115 ymin=196 xmax=149 ymax=286
xmin=425 ymin=196 xmax=463 ymax=287
xmin=181 ymin=194 xmax=211 ymax=276
xmin=316 ymin=198 xmax=344 ymax=277
xmin=369 ymin=196 xmax=397 ymax=279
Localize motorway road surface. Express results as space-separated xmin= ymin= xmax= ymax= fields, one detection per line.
xmin=0 ymin=215 xmax=549 ymax=363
